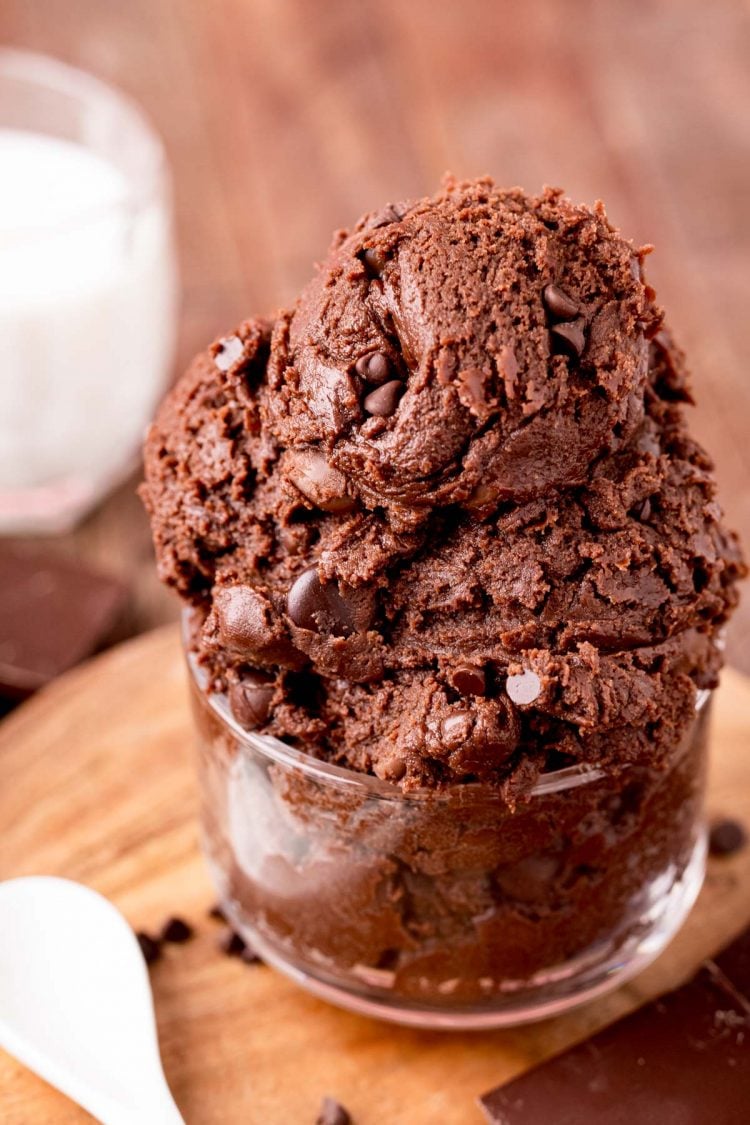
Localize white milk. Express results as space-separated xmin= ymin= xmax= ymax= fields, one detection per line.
xmin=0 ymin=129 xmax=175 ymax=531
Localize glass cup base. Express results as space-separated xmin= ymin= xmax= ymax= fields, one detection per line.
xmin=207 ymin=830 xmax=706 ymax=1031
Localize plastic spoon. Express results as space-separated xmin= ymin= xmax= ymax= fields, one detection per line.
xmin=0 ymin=876 xmax=184 ymax=1124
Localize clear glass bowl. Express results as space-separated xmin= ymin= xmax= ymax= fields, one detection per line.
xmin=0 ymin=49 xmax=177 ymax=534
xmin=188 ymin=647 xmax=710 ymax=1029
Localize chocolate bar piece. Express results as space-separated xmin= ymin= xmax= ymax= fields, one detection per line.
xmin=0 ymin=545 xmax=128 ymax=701
xmin=480 ymin=926 xmax=750 ymax=1125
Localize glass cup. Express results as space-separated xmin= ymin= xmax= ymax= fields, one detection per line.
xmin=0 ymin=49 xmax=177 ymax=534
xmin=188 ymin=642 xmax=710 ymax=1029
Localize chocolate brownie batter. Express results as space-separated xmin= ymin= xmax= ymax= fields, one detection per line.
xmin=143 ymin=179 xmax=742 ymax=789
xmin=144 ymin=179 xmax=744 ymax=1005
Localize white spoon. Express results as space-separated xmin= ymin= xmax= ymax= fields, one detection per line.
xmin=0 ymin=876 xmax=185 ymax=1124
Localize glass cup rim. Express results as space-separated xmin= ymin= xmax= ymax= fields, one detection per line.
xmin=184 ymin=625 xmax=711 ymax=804
xmin=0 ymin=47 xmax=169 ymax=238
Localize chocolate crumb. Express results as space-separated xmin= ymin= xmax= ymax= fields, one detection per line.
xmin=136 ymin=931 xmax=161 ymax=966
xmin=160 ymin=916 xmax=194 ymax=944
xmin=219 ymin=928 xmax=248 ymax=957
xmin=316 ymin=1096 xmax=352 ymax=1125
xmin=709 ymin=818 xmax=747 ymax=857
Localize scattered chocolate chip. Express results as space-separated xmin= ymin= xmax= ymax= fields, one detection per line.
xmin=136 ymin=931 xmax=161 ymax=965
xmin=451 ymin=665 xmax=487 ymax=696
xmin=363 ymin=379 xmax=403 ymax=417
xmin=506 ymin=670 xmax=542 ymax=705
xmin=213 ymin=335 xmax=244 ymax=372
xmin=316 ymin=1095 xmax=352 ymax=1125
xmin=550 ymin=319 xmax=586 ymax=358
xmin=637 ymin=498 xmax=652 ymax=522
xmin=441 ymin=711 xmax=473 ymax=745
xmin=361 ymin=247 xmax=387 ymax=277
xmin=219 ymin=928 xmax=247 ymax=957
xmin=287 ymin=568 xmax=329 ymax=631
xmin=208 ymin=904 xmax=226 ymax=922
xmin=285 ymin=449 xmax=355 ymax=513
xmin=214 ymin=585 xmax=304 ymax=668
xmin=542 ymin=284 xmax=579 ymax=321
xmin=228 ymin=674 xmax=275 ymax=730
xmin=160 ymin=916 xmax=194 ymax=944
xmin=709 ymin=818 xmax=747 ymax=857
xmin=355 ymin=351 xmax=392 ymax=385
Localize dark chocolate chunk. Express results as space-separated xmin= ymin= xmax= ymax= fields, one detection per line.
xmin=479 ymin=925 xmax=750 ymax=1124
xmin=542 ymin=283 xmax=579 ymax=320
xmin=709 ymin=818 xmax=747 ymax=857
xmin=219 ymin=928 xmax=247 ymax=957
xmin=285 ymin=449 xmax=355 ymax=513
xmin=0 ymin=546 xmax=128 ymax=701
xmin=136 ymin=931 xmax=161 ymax=966
xmin=316 ymin=1096 xmax=352 ymax=1125
xmin=451 ymin=665 xmax=487 ymax=696
xmin=228 ymin=673 xmax=275 ymax=730
xmin=550 ymin=319 xmax=586 ymax=358
xmin=355 ymin=351 xmax=392 ymax=385
xmin=363 ymin=379 xmax=404 ymax=417
xmin=160 ymin=916 xmax=194 ymax=944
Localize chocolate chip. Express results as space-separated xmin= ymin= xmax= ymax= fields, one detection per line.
xmin=709 ymin=818 xmax=747 ymax=857
xmin=355 ymin=351 xmax=391 ymax=385
xmin=219 ymin=928 xmax=247 ymax=957
xmin=441 ymin=711 xmax=473 ymax=745
xmin=363 ymin=380 xmax=403 ymax=417
xmin=285 ymin=450 xmax=355 ymax=514
xmin=214 ymin=585 xmax=304 ymax=668
xmin=287 ymin=568 xmax=372 ymax=635
xmin=451 ymin=665 xmax=487 ymax=696
xmin=506 ymin=670 xmax=542 ymax=705
xmin=638 ymin=498 xmax=652 ymax=522
xmin=213 ymin=335 xmax=244 ymax=372
xmin=228 ymin=674 xmax=275 ymax=730
xmin=160 ymin=916 xmax=194 ymax=944
xmin=542 ymin=284 xmax=579 ymax=321
xmin=316 ymin=1096 xmax=352 ymax=1125
xmin=361 ymin=247 xmax=387 ymax=278
xmin=136 ymin=931 xmax=161 ymax=965
xmin=550 ymin=319 xmax=586 ymax=358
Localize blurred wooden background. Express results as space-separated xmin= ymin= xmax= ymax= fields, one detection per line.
xmin=3 ymin=0 xmax=749 ymax=670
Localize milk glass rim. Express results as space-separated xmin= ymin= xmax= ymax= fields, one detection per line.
xmin=0 ymin=47 xmax=169 ymax=236
xmin=184 ymin=618 xmax=711 ymax=803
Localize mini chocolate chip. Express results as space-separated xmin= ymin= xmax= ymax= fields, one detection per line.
xmin=160 ymin=916 xmax=194 ymax=944
xmin=355 ymin=351 xmax=391 ymax=385
xmin=451 ymin=665 xmax=487 ymax=696
xmin=136 ymin=931 xmax=161 ymax=965
xmin=213 ymin=335 xmax=243 ymax=371
xmin=709 ymin=818 xmax=747 ymax=857
xmin=316 ymin=1096 xmax=352 ymax=1125
xmin=363 ymin=379 xmax=403 ymax=417
xmin=288 ymin=568 xmax=372 ymax=636
xmin=543 ymin=284 xmax=579 ymax=321
xmin=550 ymin=319 xmax=586 ymax=358
xmin=219 ymin=929 xmax=247 ymax=957
xmin=228 ymin=674 xmax=275 ymax=730
xmin=285 ymin=449 xmax=354 ymax=513
xmin=361 ymin=246 xmax=387 ymax=277
xmin=506 ymin=670 xmax=542 ymax=705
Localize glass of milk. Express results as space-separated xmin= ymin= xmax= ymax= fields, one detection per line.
xmin=0 ymin=49 xmax=177 ymax=534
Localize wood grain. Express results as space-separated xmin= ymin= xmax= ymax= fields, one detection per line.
xmin=0 ymin=0 xmax=748 ymax=669
xmin=1 ymin=625 xmax=749 ymax=1124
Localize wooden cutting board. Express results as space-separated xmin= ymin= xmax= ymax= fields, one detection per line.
xmin=1 ymin=625 xmax=749 ymax=1125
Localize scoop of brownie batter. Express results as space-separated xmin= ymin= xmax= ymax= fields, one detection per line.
xmin=142 ymin=178 xmax=744 ymax=789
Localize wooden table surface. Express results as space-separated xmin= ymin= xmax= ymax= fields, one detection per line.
xmin=2 ymin=0 xmax=749 ymax=667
